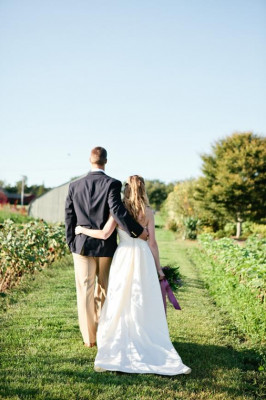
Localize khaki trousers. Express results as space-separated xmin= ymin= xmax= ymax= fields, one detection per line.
xmin=72 ymin=253 xmax=112 ymax=344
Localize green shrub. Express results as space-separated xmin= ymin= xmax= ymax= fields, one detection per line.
xmin=165 ymin=219 xmax=178 ymax=232
xmin=223 ymin=222 xmax=236 ymax=236
xmin=199 ymin=222 xmax=266 ymax=239
xmin=194 ymin=234 xmax=266 ymax=344
xmin=0 ymin=219 xmax=67 ymax=292
xmin=242 ymin=222 xmax=266 ymax=238
xmin=198 ymin=225 xmax=215 ymax=234
xmin=213 ymin=229 xmax=227 ymax=238
xmin=182 ymin=217 xmax=198 ymax=240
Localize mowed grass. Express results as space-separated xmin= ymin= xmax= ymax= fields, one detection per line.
xmin=0 ymin=219 xmax=264 ymax=399
xmin=0 ymin=209 xmax=33 ymax=224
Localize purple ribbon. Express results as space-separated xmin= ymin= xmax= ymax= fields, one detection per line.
xmin=160 ymin=278 xmax=181 ymax=314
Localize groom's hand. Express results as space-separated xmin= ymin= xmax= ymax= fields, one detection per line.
xmin=139 ymin=228 xmax=149 ymax=241
xmin=75 ymin=226 xmax=83 ymax=235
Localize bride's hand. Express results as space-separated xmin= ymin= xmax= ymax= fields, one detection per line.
xmin=75 ymin=226 xmax=83 ymax=235
xmin=158 ymin=269 xmax=165 ymax=281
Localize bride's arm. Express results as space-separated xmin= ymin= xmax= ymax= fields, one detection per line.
xmin=146 ymin=209 xmax=165 ymax=280
xmin=75 ymin=215 xmax=117 ymax=240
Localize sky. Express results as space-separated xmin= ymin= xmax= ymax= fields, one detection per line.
xmin=0 ymin=0 xmax=265 ymax=188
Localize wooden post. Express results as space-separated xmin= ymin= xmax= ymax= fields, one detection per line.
xmin=236 ymin=213 xmax=243 ymax=239
xmin=21 ymin=175 xmax=26 ymax=206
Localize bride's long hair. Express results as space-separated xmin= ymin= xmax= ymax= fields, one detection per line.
xmin=123 ymin=175 xmax=150 ymax=221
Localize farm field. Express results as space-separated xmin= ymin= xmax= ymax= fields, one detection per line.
xmin=191 ymin=234 xmax=265 ymax=345
xmin=0 ymin=218 xmax=67 ymax=294
xmin=0 ymin=219 xmax=264 ymax=400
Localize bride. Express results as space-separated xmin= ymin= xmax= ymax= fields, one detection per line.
xmin=75 ymin=175 xmax=191 ymax=375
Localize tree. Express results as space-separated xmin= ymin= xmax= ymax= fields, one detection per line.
xmin=3 ymin=184 xmax=17 ymax=193
xmin=145 ymin=180 xmax=174 ymax=211
xmin=26 ymin=184 xmax=51 ymax=197
xmin=16 ymin=176 xmax=28 ymax=194
xmin=195 ymin=132 xmax=266 ymax=237
xmin=163 ymin=179 xmax=204 ymax=238
xmin=164 ymin=179 xmax=198 ymax=220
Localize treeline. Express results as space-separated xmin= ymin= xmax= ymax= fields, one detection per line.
xmin=145 ymin=180 xmax=174 ymax=211
xmin=160 ymin=131 xmax=266 ymax=239
xmin=0 ymin=179 xmax=51 ymax=198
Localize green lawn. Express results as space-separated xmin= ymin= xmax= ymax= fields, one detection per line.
xmin=0 ymin=208 xmax=33 ymax=224
xmin=0 ymin=223 xmax=264 ymax=399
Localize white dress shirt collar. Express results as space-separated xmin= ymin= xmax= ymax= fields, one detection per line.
xmin=91 ymin=168 xmax=105 ymax=173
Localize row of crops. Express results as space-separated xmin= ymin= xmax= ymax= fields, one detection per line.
xmin=0 ymin=219 xmax=67 ymax=292
xmin=190 ymin=234 xmax=266 ymax=346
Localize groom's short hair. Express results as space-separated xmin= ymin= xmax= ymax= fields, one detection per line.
xmin=90 ymin=147 xmax=107 ymax=165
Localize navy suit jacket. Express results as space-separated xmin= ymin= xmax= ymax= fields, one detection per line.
xmin=65 ymin=171 xmax=144 ymax=256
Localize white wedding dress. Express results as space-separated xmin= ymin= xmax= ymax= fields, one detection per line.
xmin=94 ymin=228 xmax=191 ymax=375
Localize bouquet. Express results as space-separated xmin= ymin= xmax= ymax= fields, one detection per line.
xmin=161 ymin=265 xmax=182 ymax=291
xmin=160 ymin=264 xmax=182 ymax=314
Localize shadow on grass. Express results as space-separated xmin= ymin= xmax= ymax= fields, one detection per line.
xmin=155 ymin=224 xmax=164 ymax=229
xmin=182 ymin=276 xmax=205 ymax=290
xmin=0 ymin=342 xmax=263 ymax=399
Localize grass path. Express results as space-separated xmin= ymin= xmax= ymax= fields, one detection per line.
xmin=0 ymin=226 xmax=263 ymax=399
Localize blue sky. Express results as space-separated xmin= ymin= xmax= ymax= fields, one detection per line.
xmin=0 ymin=0 xmax=265 ymax=188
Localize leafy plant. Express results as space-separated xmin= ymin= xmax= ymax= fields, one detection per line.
xmin=182 ymin=217 xmax=198 ymax=240
xmin=0 ymin=219 xmax=67 ymax=292
xmin=242 ymin=221 xmax=266 ymax=238
xmin=194 ymin=234 xmax=266 ymax=344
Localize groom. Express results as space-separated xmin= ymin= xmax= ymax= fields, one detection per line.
xmin=65 ymin=146 xmax=147 ymax=347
